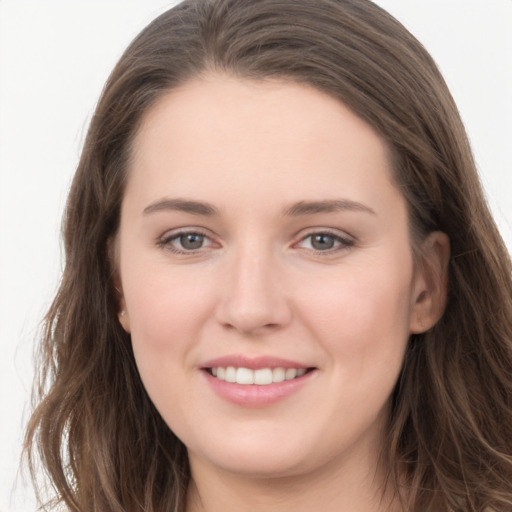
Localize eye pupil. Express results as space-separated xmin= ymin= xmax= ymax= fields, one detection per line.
xmin=311 ymin=234 xmax=335 ymax=250
xmin=180 ymin=233 xmax=204 ymax=250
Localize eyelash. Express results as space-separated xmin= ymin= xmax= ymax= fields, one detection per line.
xmin=157 ymin=229 xmax=355 ymax=255
xmin=157 ymin=229 xmax=214 ymax=255
xmin=295 ymin=230 xmax=355 ymax=255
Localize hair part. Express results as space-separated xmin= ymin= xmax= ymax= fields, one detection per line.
xmin=25 ymin=1 xmax=512 ymax=511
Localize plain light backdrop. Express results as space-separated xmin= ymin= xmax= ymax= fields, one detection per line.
xmin=1 ymin=1 xmax=511 ymax=510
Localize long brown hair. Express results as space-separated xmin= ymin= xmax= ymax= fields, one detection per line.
xmin=25 ymin=1 xmax=512 ymax=510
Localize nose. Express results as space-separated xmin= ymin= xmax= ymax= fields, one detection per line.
xmin=215 ymin=247 xmax=292 ymax=336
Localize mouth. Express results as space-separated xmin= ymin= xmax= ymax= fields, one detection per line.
xmin=200 ymin=356 xmax=317 ymax=406
xmin=205 ymin=366 xmax=315 ymax=385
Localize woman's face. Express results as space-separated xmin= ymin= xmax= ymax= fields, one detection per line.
xmin=117 ymin=75 xmax=444 ymax=481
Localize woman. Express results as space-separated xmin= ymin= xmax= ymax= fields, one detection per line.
xmin=25 ymin=0 xmax=512 ymax=510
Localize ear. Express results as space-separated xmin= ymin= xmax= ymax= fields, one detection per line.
xmin=118 ymin=306 xmax=131 ymax=333
xmin=116 ymin=286 xmax=131 ymax=333
xmin=409 ymin=231 xmax=450 ymax=334
xmin=113 ymin=275 xmax=131 ymax=333
xmin=108 ymin=237 xmax=131 ymax=333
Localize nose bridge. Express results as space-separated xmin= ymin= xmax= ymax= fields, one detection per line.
xmin=217 ymin=240 xmax=291 ymax=334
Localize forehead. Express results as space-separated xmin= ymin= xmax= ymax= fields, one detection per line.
xmin=133 ymin=73 xmax=389 ymax=158
xmin=126 ymin=73 xmax=398 ymax=215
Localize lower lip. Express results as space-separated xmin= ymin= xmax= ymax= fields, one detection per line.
xmin=202 ymin=370 xmax=315 ymax=407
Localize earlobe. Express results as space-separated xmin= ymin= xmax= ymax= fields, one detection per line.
xmin=114 ymin=282 xmax=131 ymax=333
xmin=409 ymin=231 xmax=450 ymax=334
xmin=118 ymin=308 xmax=131 ymax=333
xmin=108 ymin=236 xmax=131 ymax=333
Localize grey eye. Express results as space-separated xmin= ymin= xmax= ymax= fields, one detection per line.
xmin=310 ymin=234 xmax=336 ymax=250
xmin=179 ymin=233 xmax=205 ymax=250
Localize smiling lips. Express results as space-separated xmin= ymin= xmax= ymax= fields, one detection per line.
xmin=210 ymin=366 xmax=308 ymax=385
xmin=201 ymin=356 xmax=315 ymax=406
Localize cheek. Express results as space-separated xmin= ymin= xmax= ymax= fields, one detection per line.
xmin=296 ymin=256 xmax=414 ymax=373
xmin=297 ymin=265 xmax=413 ymax=432
xmin=305 ymin=274 xmax=410 ymax=335
xmin=121 ymin=261 xmax=218 ymax=384
xmin=122 ymin=267 xmax=215 ymax=424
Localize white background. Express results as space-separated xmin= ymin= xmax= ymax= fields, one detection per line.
xmin=1 ymin=1 xmax=511 ymax=510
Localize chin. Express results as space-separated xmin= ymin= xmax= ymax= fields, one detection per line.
xmin=198 ymin=453 xmax=308 ymax=479
xmin=186 ymin=431 xmax=315 ymax=478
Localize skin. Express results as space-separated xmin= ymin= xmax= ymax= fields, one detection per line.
xmin=116 ymin=74 xmax=449 ymax=512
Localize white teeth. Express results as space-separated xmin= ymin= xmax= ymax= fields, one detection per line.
xmin=236 ymin=367 xmax=254 ymax=385
xmin=225 ymin=366 xmax=236 ymax=383
xmin=285 ymin=368 xmax=297 ymax=380
xmin=254 ymin=368 xmax=273 ymax=385
xmin=272 ymin=367 xmax=286 ymax=383
xmin=210 ymin=366 xmax=309 ymax=385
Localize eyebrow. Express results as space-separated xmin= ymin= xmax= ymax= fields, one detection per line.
xmin=283 ymin=199 xmax=376 ymax=216
xmin=142 ymin=197 xmax=375 ymax=217
xmin=143 ymin=198 xmax=219 ymax=216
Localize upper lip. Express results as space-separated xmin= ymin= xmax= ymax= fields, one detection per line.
xmin=201 ymin=355 xmax=312 ymax=370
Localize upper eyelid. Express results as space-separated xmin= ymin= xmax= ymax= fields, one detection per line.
xmin=293 ymin=227 xmax=355 ymax=242
xmin=158 ymin=226 xmax=213 ymax=241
